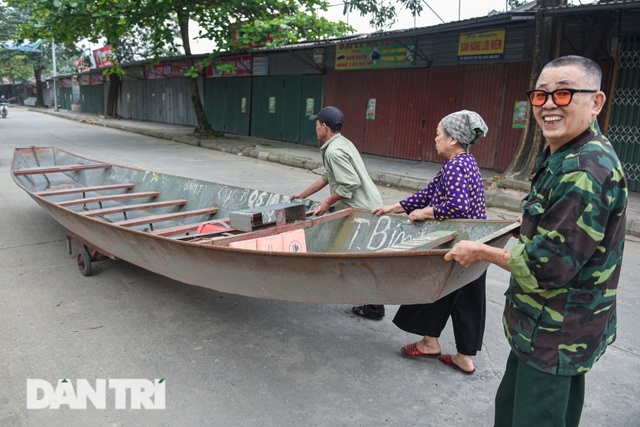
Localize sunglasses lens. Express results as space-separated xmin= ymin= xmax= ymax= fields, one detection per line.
xmin=530 ymin=91 xmax=547 ymax=106
xmin=553 ymin=90 xmax=573 ymax=106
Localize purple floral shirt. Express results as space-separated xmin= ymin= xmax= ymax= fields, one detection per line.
xmin=399 ymin=153 xmax=486 ymax=220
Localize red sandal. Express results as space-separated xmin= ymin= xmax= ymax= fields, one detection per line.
xmin=438 ymin=354 xmax=475 ymax=375
xmin=400 ymin=342 xmax=441 ymax=358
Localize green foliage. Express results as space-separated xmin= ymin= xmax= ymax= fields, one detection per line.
xmin=117 ymin=26 xmax=181 ymax=63
xmin=6 ymin=0 xmax=426 ymax=78
xmin=0 ymin=54 xmax=33 ymax=83
xmin=342 ymin=0 xmax=424 ymax=29
xmin=4 ymin=0 xmax=425 ymax=128
xmin=1 ymin=4 xmax=83 ymax=80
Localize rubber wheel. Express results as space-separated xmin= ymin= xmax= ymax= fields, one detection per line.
xmin=77 ymin=248 xmax=92 ymax=276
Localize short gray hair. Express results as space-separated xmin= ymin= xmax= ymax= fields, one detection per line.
xmin=543 ymin=55 xmax=602 ymax=89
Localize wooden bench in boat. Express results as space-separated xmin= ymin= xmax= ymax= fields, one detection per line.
xmin=151 ymin=222 xmax=206 ymax=237
xmin=209 ymin=209 xmax=353 ymax=247
xmin=377 ymin=230 xmax=457 ymax=252
xmin=153 ymin=220 xmax=234 ymax=239
xmin=36 ymin=183 xmax=136 ymax=196
xmin=113 ymin=207 xmax=219 ymax=229
xmin=14 ymin=163 xmax=112 ymax=175
xmin=229 ymin=202 xmax=307 ymax=232
xmin=58 ymin=191 xmax=159 ymax=207
xmin=81 ymin=199 xmax=188 ymax=217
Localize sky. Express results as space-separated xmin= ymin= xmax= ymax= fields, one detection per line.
xmin=190 ymin=1 xmax=512 ymax=54
xmin=319 ymin=0 xmax=511 ymax=34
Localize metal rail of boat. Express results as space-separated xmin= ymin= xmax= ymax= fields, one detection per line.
xmin=13 ymin=163 xmax=112 ymax=175
xmin=35 ymin=183 xmax=136 ymax=196
xmin=58 ymin=191 xmax=160 ymax=207
xmin=37 ymin=179 xmax=219 ymax=233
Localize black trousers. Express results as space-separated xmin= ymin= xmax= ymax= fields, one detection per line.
xmin=392 ymin=272 xmax=486 ymax=355
xmin=362 ymin=304 xmax=385 ymax=317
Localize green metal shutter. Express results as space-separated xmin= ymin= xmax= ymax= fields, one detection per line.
xmin=608 ymin=37 xmax=640 ymax=192
xmin=298 ymin=75 xmax=323 ymax=146
xmin=80 ymin=85 xmax=104 ymax=115
xmin=250 ymin=76 xmax=266 ymax=139
xmin=226 ymin=77 xmax=251 ymax=136
xmin=280 ymin=75 xmax=302 ymax=142
xmin=251 ymin=76 xmax=302 ymax=142
xmin=205 ymin=77 xmax=251 ymax=136
xmin=60 ymin=87 xmax=72 ymax=110
xmin=251 ymin=75 xmax=321 ymax=144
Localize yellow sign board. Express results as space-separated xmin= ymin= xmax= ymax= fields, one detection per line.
xmin=458 ymin=29 xmax=506 ymax=61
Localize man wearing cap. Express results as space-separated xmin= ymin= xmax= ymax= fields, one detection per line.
xmin=292 ymin=106 xmax=385 ymax=318
xmin=292 ymin=106 xmax=383 ymax=216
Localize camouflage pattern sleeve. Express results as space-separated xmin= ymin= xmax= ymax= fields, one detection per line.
xmin=503 ymin=128 xmax=627 ymax=375
xmin=510 ymin=170 xmax=610 ymax=291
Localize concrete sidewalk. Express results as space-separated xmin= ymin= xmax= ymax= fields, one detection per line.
xmin=32 ymin=107 xmax=640 ymax=237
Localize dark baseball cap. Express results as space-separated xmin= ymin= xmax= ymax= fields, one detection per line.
xmin=309 ymin=106 xmax=344 ymax=131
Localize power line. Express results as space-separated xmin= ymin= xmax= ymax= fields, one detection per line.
xmin=422 ymin=1 xmax=445 ymax=24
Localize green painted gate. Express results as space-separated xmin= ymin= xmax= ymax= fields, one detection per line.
xmin=80 ymin=85 xmax=104 ymax=115
xmin=205 ymin=77 xmax=251 ymax=135
xmin=251 ymin=75 xmax=322 ymax=145
xmin=60 ymin=87 xmax=73 ymax=110
xmin=608 ymin=36 xmax=640 ymax=192
xmin=299 ymin=75 xmax=323 ymax=146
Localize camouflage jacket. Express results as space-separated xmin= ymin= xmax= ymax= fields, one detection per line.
xmin=505 ymin=122 xmax=627 ymax=375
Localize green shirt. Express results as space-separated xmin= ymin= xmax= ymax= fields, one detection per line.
xmin=505 ymin=122 xmax=628 ymax=375
xmin=320 ymin=134 xmax=383 ymax=211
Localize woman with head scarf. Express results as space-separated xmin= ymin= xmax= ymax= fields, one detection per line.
xmin=370 ymin=110 xmax=488 ymax=374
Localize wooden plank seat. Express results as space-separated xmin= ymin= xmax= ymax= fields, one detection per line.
xmin=377 ymin=230 xmax=457 ymax=252
xmin=36 ymin=183 xmax=136 ymax=196
xmin=14 ymin=163 xmax=112 ymax=175
xmin=210 ymin=209 xmax=353 ymax=247
xmin=113 ymin=207 xmax=219 ymax=228
xmin=81 ymin=199 xmax=188 ymax=217
xmin=58 ymin=191 xmax=159 ymax=207
xmin=151 ymin=219 xmax=232 ymax=237
xmin=150 ymin=223 xmax=201 ymax=237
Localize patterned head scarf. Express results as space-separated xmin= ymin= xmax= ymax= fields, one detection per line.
xmin=441 ymin=110 xmax=488 ymax=152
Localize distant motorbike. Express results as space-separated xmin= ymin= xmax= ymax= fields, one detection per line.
xmin=0 ymin=105 xmax=7 ymax=118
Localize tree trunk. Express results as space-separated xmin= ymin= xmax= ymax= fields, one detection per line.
xmin=34 ymin=65 xmax=45 ymax=108
xmin=503 ymin=0 xmax=566 ymax=181
xmin=582 ymin=11 xmax=616 ymax=60
xmin=105 ymin=73 xmax=120 ymax=118
xmin=177 ymin=9 xmax=220 ymax=136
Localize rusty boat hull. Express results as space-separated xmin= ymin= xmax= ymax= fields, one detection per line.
xmin=11 ymin=146 xmax=518 ymax=304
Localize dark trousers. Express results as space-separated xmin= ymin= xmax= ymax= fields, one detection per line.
xmin=363 ymin=304 xmax=385 ymax=317
xmin=494 ymin=350 xmax=585 ymax=427
xmin=392 ymin=272 xmax=486 ymax=355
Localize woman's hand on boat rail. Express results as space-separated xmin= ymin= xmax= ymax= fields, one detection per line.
xmin=408 ymin=207 xmax=435 ymax=224
xmin=445 ymin=240 xmax=512 ymax=271
xmin=372 ymin=203 xmax=405 ymax=216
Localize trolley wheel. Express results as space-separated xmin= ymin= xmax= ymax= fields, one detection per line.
xmin=77 ymin=248 xmax=93 ymax=276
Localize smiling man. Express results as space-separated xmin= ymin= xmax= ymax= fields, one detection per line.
xmin=444 ymin=56 xmax=628 ymax=426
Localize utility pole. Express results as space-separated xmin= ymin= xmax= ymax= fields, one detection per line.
xmin=52 ymin=39 xmax=58 ymax=111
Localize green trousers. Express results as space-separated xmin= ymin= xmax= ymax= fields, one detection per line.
xmin=494 ymin=350 xmax=585 ymax=427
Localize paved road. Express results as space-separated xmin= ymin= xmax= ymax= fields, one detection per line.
xmin=2 ymin=109 xmax=639 ymax=426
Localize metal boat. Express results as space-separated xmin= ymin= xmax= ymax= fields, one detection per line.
xmin=11 ymin=146 xmax=518 ymax=304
